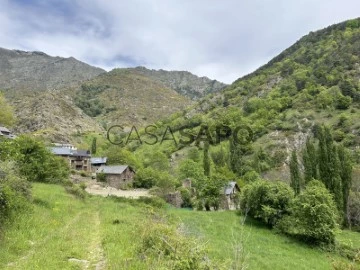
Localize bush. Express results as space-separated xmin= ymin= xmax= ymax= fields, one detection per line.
xmin=277 ymin=180 xmax=339 ymax=245
xmin=96 ymin=172 xmax=106 ymax=182
xmin=178 ymin=187 xmax=193 ymax=208
xmin=64 ymin=184 xmax=87 ymax=200
xmin=137 ymin=196 xmax=167 ymax=208
xmin=138 ymin=220 xmax=221 ymax=269
xmin=0 ymin=136 xmax=70 ymax=183
xmin=240 ymin=180 xmax=294 ymax=227
xmin=0 ymin=161 xmax=31 ymax=226
xmin=79 ymin=170 xmax=88 ymax=177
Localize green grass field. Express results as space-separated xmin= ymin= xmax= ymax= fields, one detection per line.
xmin=0 ymin=183 xmax=359 ymax=269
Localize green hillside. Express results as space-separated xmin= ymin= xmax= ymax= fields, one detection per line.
xmin=132 ymin=18 xmax=360 ymax=181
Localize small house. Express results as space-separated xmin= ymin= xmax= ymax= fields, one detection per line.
xmin=90 ymin=157 xmax=107 ymax=172
xmin=50 ymin=147 xmax=91 ymax=172
xmin=96 ymin=165 xmax=135 ymax=189
xmin=220 ymin=181 xmax=241 ymax=210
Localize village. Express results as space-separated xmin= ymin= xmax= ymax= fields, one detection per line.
xmin=1 ymin=125 xmax=240 ymax=210
xmin=49 ymin=142 xmax=241 ymax=210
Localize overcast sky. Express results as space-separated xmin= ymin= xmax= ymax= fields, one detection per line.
xmin=0 ymin=0 xmax=359 ymax=83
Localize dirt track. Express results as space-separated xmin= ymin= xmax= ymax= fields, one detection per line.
xmin=85 ymin=184 xmax=151 ymax=199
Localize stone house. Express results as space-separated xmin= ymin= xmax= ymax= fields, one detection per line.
xmin=96 ymin=165 xmax=135 ymax=189
xmin=90 ymin=157 xmax=107 ymax=172
xmin=50 ymin=147 xmax=91 ymax=172
xmin=220 ymin=181 xmax=241 ymax=210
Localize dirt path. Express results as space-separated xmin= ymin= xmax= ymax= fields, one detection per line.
xmin=86 ymin=211 xmax=106 ymax=270
xmin=86 ymin=184 xmax=151 ymax=199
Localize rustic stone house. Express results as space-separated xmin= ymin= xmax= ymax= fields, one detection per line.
xmin=90 ymin=157 xmax=107 ymax=172
xmin=50 ymin=147 xmax=91 ymax=172
xmin=96 ymin=165 xmax=135 ymax=189
xmin=220 ymin=181 xmax=241 ymax=210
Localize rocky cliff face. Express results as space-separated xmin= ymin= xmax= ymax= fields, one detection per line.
xmin=0 ymin=47 xmax=105 ymax=91
xmin=129 ymin=66 xmax=227 ymax=100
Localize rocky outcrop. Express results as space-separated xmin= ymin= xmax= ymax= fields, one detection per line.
xmin=130 ymin=66 xmax=227 ymax=100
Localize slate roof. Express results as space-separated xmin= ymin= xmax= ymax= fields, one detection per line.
xmin=74 ymin=150 xmax=91 ymax=157
xmin=50 ymin=147 xmax=72 ymax=156
xmin=97 ymin=165 xmax=130 ymax=175
xmin=90 ymin=157 xmax=108 ymax=165
xmin=50 ymin=147 xmax=91 ymax=157
xmin=224 ymin=181 xmax=240 ymax=195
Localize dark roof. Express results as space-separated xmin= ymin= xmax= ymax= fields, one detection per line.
xmin=74 ymin=150 xmax=91 ymax=157
xmin=224 ymin=181 xmax=240 ymax=195
xmin=97 ymin=165 xmax=131 ymax=175
xmin=91 ymin=157 xmax=108 ymax=165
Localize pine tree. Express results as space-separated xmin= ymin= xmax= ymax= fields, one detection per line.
xmin=338 ymin=144 xmax=352 ymax=224
xmin=290 ymin=150 xmax=301 ymax=195
xmin=91 ymin=138 xmax=97 ymax=155
xmin=203 ymin=142 xmax=211 ymax=177
xmin=303 ymin=138 xmax=317 ymax=183
xmin=329 ymin=145 xmax=343 ymax=212
xmin=317 ymin=126 xmax=329 ymax=188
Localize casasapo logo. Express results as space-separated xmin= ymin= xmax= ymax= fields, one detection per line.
xmin=107 ymin=124 xmax=253 ymax=146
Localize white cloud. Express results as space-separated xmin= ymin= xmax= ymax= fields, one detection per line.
xmin=0 ymin=0 xmax=359 ymax=83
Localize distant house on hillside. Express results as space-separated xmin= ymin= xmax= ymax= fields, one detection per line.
xmin=52 ymin=143 xmax=77 ymax=150
xmin=50 ymin=147 xmax=91 ymax=172
xmin=90 ymin=157 xmax=107 ymax=172
xmin=96 ymin=165 xmax=135 ymax=189
xmin=220 ymin=182 xmax=241 ymax=210
xmin=0 ymin=126 xmax=16 ymax=139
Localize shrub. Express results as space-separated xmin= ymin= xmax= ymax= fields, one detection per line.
xmin=138 ymin=220 xmax=220 ymax=269
xmin=0 ymin=161 xmax=31 ymax=226
xmin=64 ymin=184 xmax=87 ymax=200
xmin=240 ymin=180 xmax=294 ymax=227
xmin=0 ymin=136 xmax=70 ymax=183
xmin=277 ymin=180 xmax=339 ymax=245
xmin=178 ymin=187 xmax=193 ymax=208
xmin=137 ymin=196 xmax=167 ymax=208
xmin=96 ymin=172 xmax=106 ymax=182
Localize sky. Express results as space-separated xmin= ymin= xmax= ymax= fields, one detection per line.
xmin=0 ymin=0 xmax=359 ymax=83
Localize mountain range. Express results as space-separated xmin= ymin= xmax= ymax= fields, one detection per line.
xmin=0 ymin=48 xmax=226 ymax=142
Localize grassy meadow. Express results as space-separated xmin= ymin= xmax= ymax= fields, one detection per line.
xmin=0 ymin=183 xmax=359 ymax=269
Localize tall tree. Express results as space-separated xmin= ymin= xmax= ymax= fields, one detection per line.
xmin=203 ymin=142 xmax=211 ymax=177
xmin=91 ymin=137 xmax=97 ymax=155
xmin=290 ymin=150 xmax=301 ymax=195
xmin=229 ymin=136 xmax=251 ymax=176
xmin=329 ymin=145 xmax=343 ymax=212
xmin=303 ymin=138 xmax=317 ymax=183
xmin=338 ymin=144 xmax=353 ymax=224
xmin=318 ymin=126 xmax=329 ymax=187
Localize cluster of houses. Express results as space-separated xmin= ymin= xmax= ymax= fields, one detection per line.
xmin=0 ymin=129 xmax=241 ymax=210
xmin=49 ymin=143 xmax=241 ymax=210
xmin=49 ymin=144 xmax=135 ymax=190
